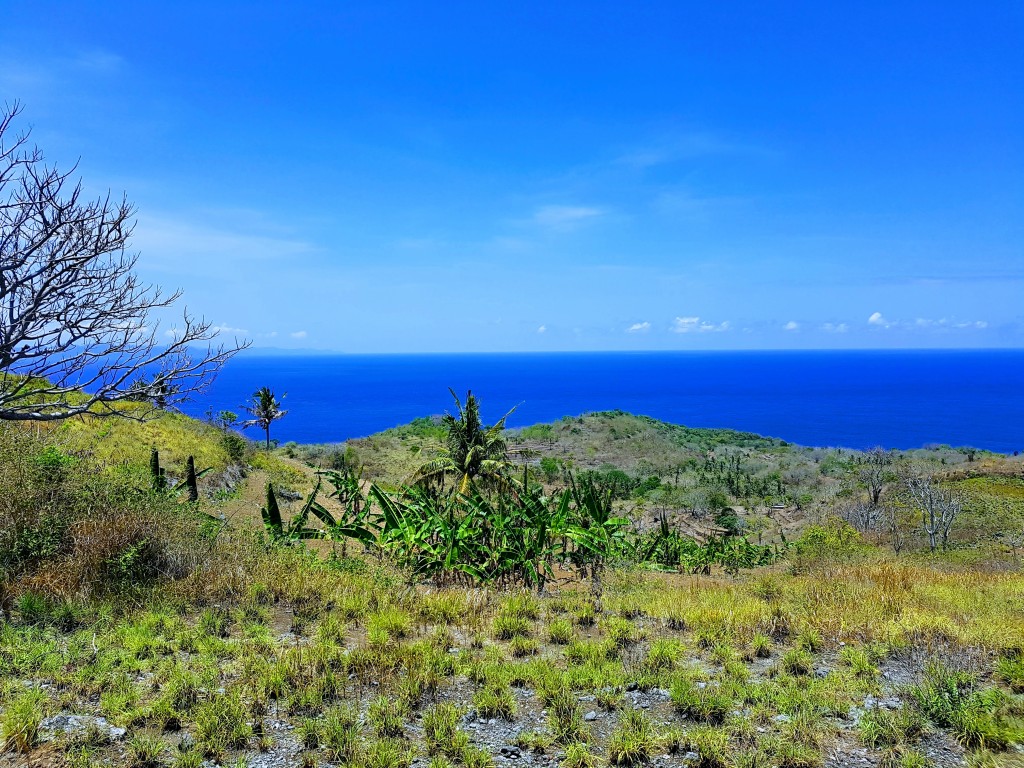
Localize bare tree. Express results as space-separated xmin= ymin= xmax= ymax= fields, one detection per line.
xmin=0 ymin=103 xmax=247 ymax=420
xmin=841 ymin=499 xmax=882 ymax=533
xmin=859 ymin=446 xmax=894 ymax=505
xmin=904 ymin=472 xmax=962 ymax=552
xmin=881 ymin=501 xmax=915 ymax=553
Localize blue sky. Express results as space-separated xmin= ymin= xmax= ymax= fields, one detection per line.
xmin=1 ymin=2 xmax=1021 ymax=352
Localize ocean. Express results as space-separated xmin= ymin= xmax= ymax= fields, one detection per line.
xmin=184 ymin=350 xmax=1024 ymax=453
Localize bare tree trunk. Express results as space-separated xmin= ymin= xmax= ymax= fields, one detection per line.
xmin=590 ymin=562 xmax=604 ymax=614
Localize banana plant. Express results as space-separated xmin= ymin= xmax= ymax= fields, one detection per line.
xmin=260 ymin=482 xmax=323 ymax=543
xmin=306 ymin=472 xmax=380 ymax=548
xmin=563 ymin=474 xmax=631 ymax=609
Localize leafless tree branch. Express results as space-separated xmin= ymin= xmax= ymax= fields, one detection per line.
xmin=0 ymin=101 xmax=249 ymax=421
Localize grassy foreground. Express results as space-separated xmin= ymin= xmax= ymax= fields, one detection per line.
xmin=2 ymin=412 xmax=1024 ymax=768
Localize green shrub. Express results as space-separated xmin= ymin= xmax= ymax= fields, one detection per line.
xmin=858 ymin=705 xmax=926 ymax=748
xmin=751 ymin=633 xmax=772 ymax=659
xmin=493 ymin=614 xmax=531 ymax=640
xmin=781 ymin=648 xmax=813 ymax=676
xmin=423 ymin=703 xmax=464 ymax=757
xmin=670 ymin=676 xmax=730 ymax=724
xmin=839 ymin=647 xmax=878 ymax=679
xmin=509 ymin=636 xmax=539 ymax=658
xmin=547 ymin=686 xmax=587 ymax=745
xmin=461 ymin=745 xmax=495 ymax=768
xmin=995 ymin=654 xmax=1024 ymax=693
xmin=194 ymin=691 xmax=252 ymax=758
xmin=365 ymin=738 xmax=416 ymax=768
xmin=473 ymin=685 xmax=516 ymax=721
xmin=643 ymin=638 xmax=683 ymax=672
xmin=1 ymin=687 xmax=46 ymax=753
xmin=548 ymin=618 xmax=574 ymax=645
xmin=221 ymin=432 xmax=248 ymax=464
xmin=321 ymin=705 xmax=362 ymax=763
xmin=909 ymin=662 xmax=1017 ymax=750
xmin=562 ymin=742 xmax=597 ymax=768
xmin=368 ymin=695 xmax=408 ymax=737
xmin=607 ymin=708 xmax=657 ymax=766
xmin=127 ymin=734 xmax=167 ymax=768
xmin=679 ymin=726 xmax=731 ymax=768
xmin=795 ymin=628 xmax=823 ymax=653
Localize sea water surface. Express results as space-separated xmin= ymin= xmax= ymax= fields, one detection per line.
xmin=185 ymin=350 xmax=1024 ymax=453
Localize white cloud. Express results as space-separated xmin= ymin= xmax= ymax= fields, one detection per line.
xmin=134 ymin=214 xmax=317 ymax=270
xmin=537 ymin=325 xmax=547 ymax=334
xmin=672 ymin=316 xmax=700 ymax=333
xmin=290 ymin=330 xmax=308 ymax=339
xmin=627 ymin=321 xmax=651 ymax=333
xmin=533 ymin=205 xmax=603 ymax=231
xmin=783 ymin=321 xmax=800 ymax=332
xmin=822 ymin=322 xmax=849 ymax=333
xmin=671 ymin=316 xmax=730 ymax=334
xmin=868 ymin=311 xmax=890 ymax=328
xmin=211 ymin=323 xmax=248 ymax=335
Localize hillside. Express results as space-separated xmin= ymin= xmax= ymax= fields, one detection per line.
xmin=1 ymin=408 xmax=1024 ymax=768
xmin=293 ymin=410 xmax=1022 ymax=550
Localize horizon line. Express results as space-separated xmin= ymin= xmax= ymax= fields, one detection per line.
xmin=234 ymin=346 xmax=1024 ymax=357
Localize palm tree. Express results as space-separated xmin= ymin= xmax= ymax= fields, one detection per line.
xmin=242 ymin=386 xmax=287 ymax=449
xmin=415 ymin=389 xmax=516 ymax=495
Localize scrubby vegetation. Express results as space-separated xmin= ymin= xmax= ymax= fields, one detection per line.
xmin=2 ymin=396 xmax=1023 ymax=768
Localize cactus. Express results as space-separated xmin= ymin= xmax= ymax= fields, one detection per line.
xmin=184 ymin=455 xmax=199 ymax=503
xmin=150 ymin=448 xmax=166 ymax=491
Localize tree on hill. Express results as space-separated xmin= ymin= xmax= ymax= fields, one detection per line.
xmin=242 ymin=386 xmax=287 ymax=449
xmin=414 ymin=388 xmax=516 ymax=494
xmin=0 ymin=102 xmax=247 ymax=421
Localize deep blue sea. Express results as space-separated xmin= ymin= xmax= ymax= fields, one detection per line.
xmin=184 ymin=351 xmax=1024 ymax=453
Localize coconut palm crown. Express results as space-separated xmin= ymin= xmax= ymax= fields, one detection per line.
xmin=414 ymin=388 xmax=516 ymax=494
xmin=242 ymin=386 xmax=287 ymax=449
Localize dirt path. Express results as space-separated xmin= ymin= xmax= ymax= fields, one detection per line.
xmin=212 ymin=456 xmax=353 ymax=557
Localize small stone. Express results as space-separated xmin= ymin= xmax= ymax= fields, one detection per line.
xmin=109 ymin=726 xmax=127 ymax=741
xmin=584 ymin=711 xmax=598 ymax=721
xmin=178 ymin=733 xmax=196 ymax=752
xmin=684 ymin=751 xmax=699 ymax=761
xmin=626 ymin=682 xmax=639 ymax=692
